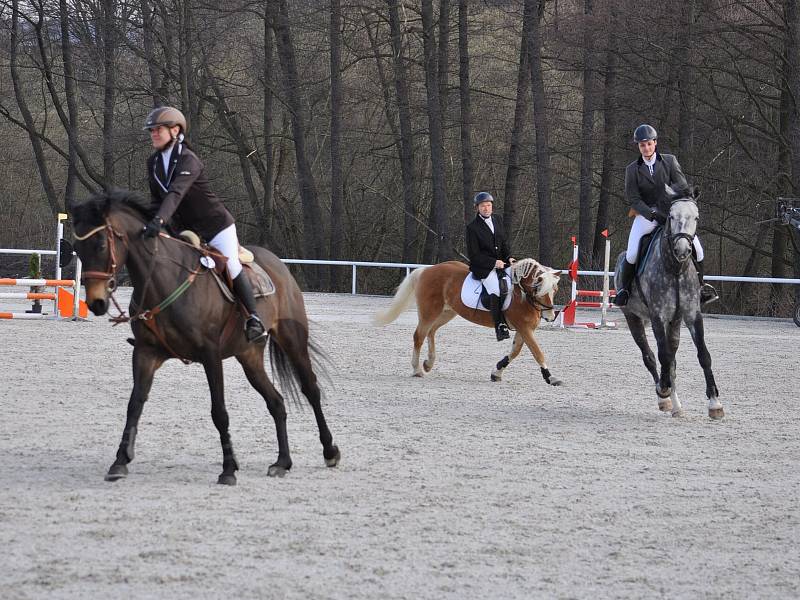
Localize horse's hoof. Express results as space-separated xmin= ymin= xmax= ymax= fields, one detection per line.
xmin=708 ymin=407 xmax=724 ymax=419
xmin=671 ymin=408 xmax=684 ymax=418
xmin=217 ymin=473 xmax=237 ymax=486
xmin=656 ymin=386 xmax=672 ymax=399
xmin=490 ymin=373 xmax=501 ymax=382
xmin=104 ymin=464 xmax=128 ymax=481
xmin=268 ymin=464 xmax=289 ymax=478
xmin=324 ymin=446 xmax=341 ymax=467
xmin=423 ymin=360 xmax=432 ymax=372
xmin=412 ymin=371 xmax=423 ymax=378
xmin=549 ymin=378 xmax=563 ymax=386
xmin=658 ymin=399 xmax=673 ymax=412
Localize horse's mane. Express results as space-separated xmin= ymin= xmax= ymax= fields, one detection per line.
xmin=511 ymin=258 xmax=559 ymax=297
xmin=667 ymin=182 xmax=696 ymax=203
xmin=70 ymin=188 xmax=154 ymax=228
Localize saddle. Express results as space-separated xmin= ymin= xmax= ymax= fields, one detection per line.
xmin=460 ymin=270 xmax=513 ymax=312
xmin=179 ymin=230 xmax=275 ymax=302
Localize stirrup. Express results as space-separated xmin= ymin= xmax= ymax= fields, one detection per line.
xmin=700 ymin=284 xmax=719 ymax=305
xmin=245 ymin=315 xmax=268 ymax=344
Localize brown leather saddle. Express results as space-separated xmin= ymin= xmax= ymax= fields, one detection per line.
xmin=178 ymin=230 xmax=275 ymax=302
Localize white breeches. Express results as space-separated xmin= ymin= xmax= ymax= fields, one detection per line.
xmin=481 ymin=267 xmax=512 ymax=296
xmin=208 ymin=223 xmax=243 ymax=278
xmin=625 ymin=214 xmax=704 ymax=264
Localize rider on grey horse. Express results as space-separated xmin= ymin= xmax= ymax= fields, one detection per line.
xmin=466 ymin=192 xmax=515 ymax=341
xmin=614 ymin=124 xmax=718 ymax=307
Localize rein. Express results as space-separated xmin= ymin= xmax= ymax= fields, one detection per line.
xmin=75 ymin=219 xmax=206 ymax=364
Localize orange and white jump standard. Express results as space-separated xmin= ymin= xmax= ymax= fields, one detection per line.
xmin=0 ymin=214 xmax=88 ymax=320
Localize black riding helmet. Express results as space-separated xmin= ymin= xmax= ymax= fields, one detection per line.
xmin=473 ymin=191 xmax=494 ymax=206
xmin=633 ymin=124 xmax=657 ymax=143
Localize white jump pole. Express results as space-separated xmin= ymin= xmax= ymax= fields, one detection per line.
xmin=600 ymin=237 xmax=611 ymax=328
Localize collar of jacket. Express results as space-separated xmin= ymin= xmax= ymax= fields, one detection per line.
xmin=637 ymin=151 xmax=663 ymax=166
xmin=154 ymin=142 xmax=183 ymax=193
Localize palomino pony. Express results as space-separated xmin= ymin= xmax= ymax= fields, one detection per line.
xmin=68 ymin=189 xmax=340 ymax=484
xmin=614 ymin=184 xmax=723 ymax=418
xmin=374 ymin=259 xmax=562 ymax=384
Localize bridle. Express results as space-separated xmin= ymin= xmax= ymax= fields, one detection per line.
xmin=73 ymin=222 xmax=126 ymax=292
xmin=511 ymin=260 xmax=556 ymax=313
xmin=666 ymin=199 xmax=698 ymax=264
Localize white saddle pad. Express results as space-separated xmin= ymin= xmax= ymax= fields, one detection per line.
xmin=460 ymin=272 xmax=513 ymax=312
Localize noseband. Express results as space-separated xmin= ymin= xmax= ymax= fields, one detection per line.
xmin=74 ymin=222 xmax=126 ymax=292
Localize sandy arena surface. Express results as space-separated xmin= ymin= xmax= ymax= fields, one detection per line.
xmin=1 ymin=289 xmax=799 ymax=599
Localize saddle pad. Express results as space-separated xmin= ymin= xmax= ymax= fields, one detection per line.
xmin=460 ymin=272 xmax=513 ymax=312
xmin=208 ymin=261 xmax=276 ymax=303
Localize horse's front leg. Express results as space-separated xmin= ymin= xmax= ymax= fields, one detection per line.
xmin=491 ymin=332 xmax=525 ymax=382
xmin=650 ymin=316 xmax=675 ymax=401
xmin=685 ymin=315 xmax=723 ymax=419
xmin=518 ymin=328 xmax=562 ymax=386
xmin=202 ymin=354 xmax=238 ymax=485
xmin=666 ymin=318 xmax=684 ymax=417
xmin=622 ymin=312 xmax=672 ymax=412
xmin=106 ymin=345 xmax=164 ymax=481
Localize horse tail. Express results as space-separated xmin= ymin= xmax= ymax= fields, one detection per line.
xmin=373 ymin=267 xmax=426 ymax=325
xmin=268 ymin=330 xmax=332 ymax=409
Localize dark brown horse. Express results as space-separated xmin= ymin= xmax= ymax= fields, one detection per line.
xmin=68 ymin=189 xmax=339 ymax=484
xmin=374 ymin=259 xmax=563 ymax=384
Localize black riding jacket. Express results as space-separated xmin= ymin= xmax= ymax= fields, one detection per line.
xmin=466 ymin=214 xmax=512 ymax=279
xmin=148 ymin=142 xmax=234 ymax=241
xmin=624 ymin=152 xmax=688 ymax=218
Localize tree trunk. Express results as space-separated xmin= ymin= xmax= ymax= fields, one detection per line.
xmin=387 ymin=0 xmax=418 ymax=262
xmin=577 ymin=0 xmax=595 ymax=269
xmin=503 ymin=1 xmax=532 ymax=245
xmin=527 ymin=0 xmax=553 ymax=265
xmin=101 ymin=0 xmax=118 ymax=186
xmin=421 ymin=0 xmax=449 ymax=262
xmin=262 ymin=7 xmax=276 ymax=247
xmin=592 ymin=5 xmax=620 ymax=271
xmin=458 ymin=0 xmax=475 ymax=229
xmin=271 ymin=0 xmax=324 ymax=277
xmin=10 ymin=1 xmax=60 ymax=215
xmin=329 ymin=0 xmax=345 ymax=290
xmin=59 ymin=0 xmax=79 ymax=201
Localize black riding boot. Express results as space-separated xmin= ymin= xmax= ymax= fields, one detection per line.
xmin=613 ymin=259 xmax=636 ymax=306
xmin=232 ymin=272 xmax=267 ymax=343
xmin=695 ymin=259 xmax=719 ymax=305
xmin=489 ymin=294 xmax=510 ymax=341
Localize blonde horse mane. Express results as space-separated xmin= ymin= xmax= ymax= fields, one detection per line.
xmin=511 ymin=258 xmax=559 ymax=297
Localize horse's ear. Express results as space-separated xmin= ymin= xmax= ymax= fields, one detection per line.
xmin=692 ymin=185 xmax=701 ymax=200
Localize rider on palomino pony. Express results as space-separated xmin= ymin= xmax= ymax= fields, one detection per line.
xmin=466 ymin=192 xmax=516 ymax=341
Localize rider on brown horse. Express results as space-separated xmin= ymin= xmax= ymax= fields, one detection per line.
xmin=466 ymin=191 xmax=515 ymax=341
xmin=141 ymin=106 xmax=267 ymax=343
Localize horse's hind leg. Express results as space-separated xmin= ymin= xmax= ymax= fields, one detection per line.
xmin=236 ymin=350 xmax=293 ymax=477
xmin=273 ymin=320 xmax=340 ymax=468
xmin=422 ymin=309 xmax=456 ymax=373
xmin=106 ymin=346 xmax=164 ymax=481
xmin=202 ymin=354 xmax=240 ymax=485
xmin=685 ymin=315 xmax=723 ymax=419
xmin=491 ymin=332 xmax=525 ymax=382
xmin=623 ymin=313 xmax=669 ymax=412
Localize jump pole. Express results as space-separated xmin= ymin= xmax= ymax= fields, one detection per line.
xmin=555 ymin=234 xmax=616 ymax=329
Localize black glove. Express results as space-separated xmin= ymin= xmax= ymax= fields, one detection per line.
xmin=143 ymin=216 xmax=164 ymax=238
xmin=650 ymin=209 xmax=667 ymax=225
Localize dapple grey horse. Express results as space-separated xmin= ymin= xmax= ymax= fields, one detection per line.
xmin=614 ymin=184 xmax=723 ymax=418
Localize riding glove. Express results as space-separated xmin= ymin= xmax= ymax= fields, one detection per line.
xmin=143 ymin=216 xmax=164 ymax=238
xmin=650 ymin=209 xmax=667 ymax=225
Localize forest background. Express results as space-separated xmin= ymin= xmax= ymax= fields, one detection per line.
xmin=1 ymin=0 xmax=799 ymax=317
